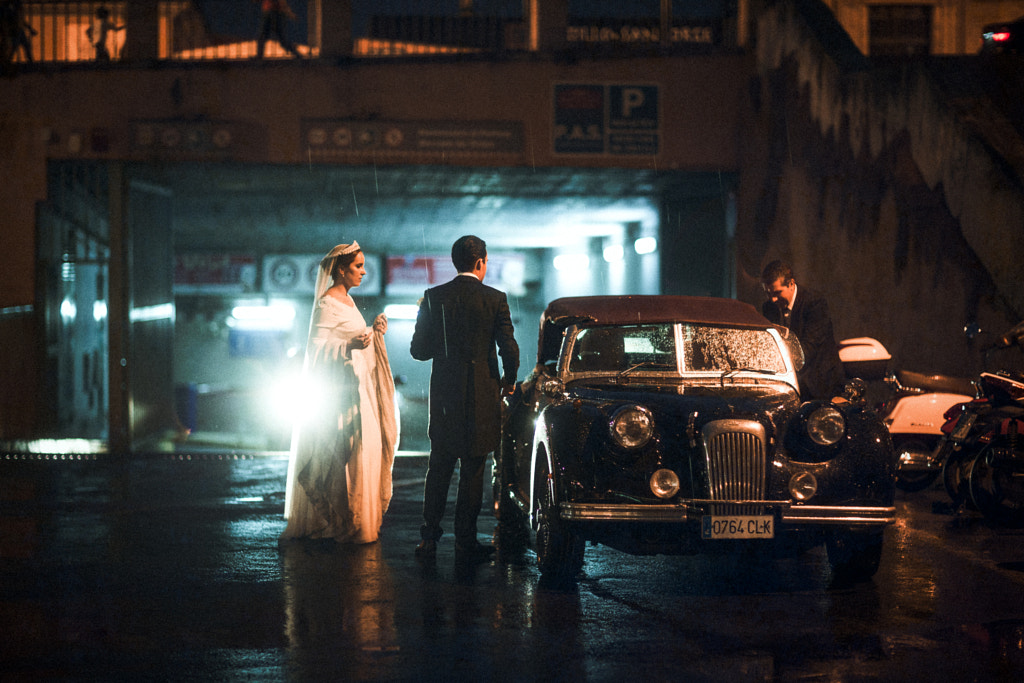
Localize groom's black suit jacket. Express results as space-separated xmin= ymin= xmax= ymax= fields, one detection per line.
xmin=411 ymin=275 xmax=519 ymax=457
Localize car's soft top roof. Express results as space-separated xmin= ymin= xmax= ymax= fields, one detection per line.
xmin=543 ymin=295 xmax=771 ymax=328
xmin=536 ymin=296 xmax=774 ymax=362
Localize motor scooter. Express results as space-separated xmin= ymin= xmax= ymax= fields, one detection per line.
xmin=839 ymin=337 xmax=977 ymax=491
xmin=938 ymin=322 xmax=1024 ymax=526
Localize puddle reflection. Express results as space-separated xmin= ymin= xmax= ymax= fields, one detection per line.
xmin=282 ymin=541 xmax=399 ymax=676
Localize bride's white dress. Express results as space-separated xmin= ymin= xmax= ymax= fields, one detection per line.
xmin=280 ymin=295 xmax=397 ymax=543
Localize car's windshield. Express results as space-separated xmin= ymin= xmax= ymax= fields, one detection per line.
xmin=682 ymin=325 xmax=787 ymax=373
xmin=566 ymin=323 xmax=787 ymax=375
xmin=567 ymin=325 xmax=675 ymax=374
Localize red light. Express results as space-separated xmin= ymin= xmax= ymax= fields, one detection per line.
xmin=991 ymin=31 xmax=1012 ymax=42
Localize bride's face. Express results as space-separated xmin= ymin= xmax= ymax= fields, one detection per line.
xmin=338 ymin=252 xmax=366 ymax=290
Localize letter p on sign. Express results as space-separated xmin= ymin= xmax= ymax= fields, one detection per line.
xmin=620 ymin=88 xmax=645 ymax=117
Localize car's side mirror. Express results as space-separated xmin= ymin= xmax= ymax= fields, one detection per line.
xmin=775 ymin=326 xmax=805 ymax=372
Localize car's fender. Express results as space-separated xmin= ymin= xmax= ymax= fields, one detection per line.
xmin=527 ymin=399 xmax=611 ymax=527
xmin=527 ymin=410 xmax=554 ymax=530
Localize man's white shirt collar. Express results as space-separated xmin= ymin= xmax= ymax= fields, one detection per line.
xmin=458 ymin=271 xmax=481 ymax=281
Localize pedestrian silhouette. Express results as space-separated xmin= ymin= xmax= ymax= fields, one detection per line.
xmin=2 ymin=0 xmax=37 ymax=65
xmin=86 ymin=6 xmax=124 ymax=62
xmin=255 ymin=0 xmax=303 ymax=59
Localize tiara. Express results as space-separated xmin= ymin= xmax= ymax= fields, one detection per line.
xmin=323 ymin=241 xmax=361 ymax=262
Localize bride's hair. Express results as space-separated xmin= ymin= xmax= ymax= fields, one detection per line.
xmin=330 ymin=249 xmax=362 ymax=278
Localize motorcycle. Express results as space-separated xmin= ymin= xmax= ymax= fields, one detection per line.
xmin=939 ymin=322 xmax=1024 ymax=527
xmin=839 ymin=337 xmax=977 ymax=491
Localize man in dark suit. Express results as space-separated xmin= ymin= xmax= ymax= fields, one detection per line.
xmin=411 ymin=235 xmax=519 ymax=562
xmin=761 ymin=260 xmax=845 ymax=401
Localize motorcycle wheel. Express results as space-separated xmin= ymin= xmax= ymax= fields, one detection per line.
xmin=894 ymin=437 xmax=942 ymax=492
xmin=968 ymin=438 xmax=1024 ymax=528
xmin=942 ymin=446 xmax=978 ymax=510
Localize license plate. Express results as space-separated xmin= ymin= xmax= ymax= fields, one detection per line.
xmin=701 ymin=515 xmax=774 ymax=539
xmin=951 ymin=412 xmax=977 ymax=442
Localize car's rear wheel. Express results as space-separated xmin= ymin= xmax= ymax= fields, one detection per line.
xmin=534 ymin=463 xmax=584 ymax=587
xmin=825 ymin=528 xmax=884 ymax=585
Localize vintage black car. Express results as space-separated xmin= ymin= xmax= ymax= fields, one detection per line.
xmin=494 ymin=295 xmax=897 ymax=586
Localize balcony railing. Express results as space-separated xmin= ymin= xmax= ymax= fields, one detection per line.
xmin=157 ymin=0 xmax=313 ymax=60
xmin=3 ymin=1 xmax=736 ymax=66
xmin=5 ymin=1 xmax=127 ymax=63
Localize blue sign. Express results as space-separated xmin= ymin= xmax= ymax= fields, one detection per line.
xmin=553 ymin=84 xmax=606 ymax=155
xmin=553 ymin=83 xmax=659 ymax=156
xmin=609 ymin=85 xmax=659 ymax=155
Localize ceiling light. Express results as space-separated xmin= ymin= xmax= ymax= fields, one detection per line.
xmin=603 ymin=244 xmax=624 ymax=262
xmin=60 ymin=298 xmax=77 ymax=323
xmin=129 ymin=303 xmax=175 ymax=323
xmin=553 ymin=254 xmax=590 ymax=272
xmin=634 ymin=237 xmax=658 ymax=255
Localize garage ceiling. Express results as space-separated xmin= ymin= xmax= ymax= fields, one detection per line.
xmin=149 ymin=163 xmax=671 ymax=256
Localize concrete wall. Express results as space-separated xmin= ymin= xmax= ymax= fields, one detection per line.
xmin=736 ymin=0 xmax=1024 ymax=377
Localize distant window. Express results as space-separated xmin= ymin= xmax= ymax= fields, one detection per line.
xmin=869 ymin=4 xmax=932 ymax=56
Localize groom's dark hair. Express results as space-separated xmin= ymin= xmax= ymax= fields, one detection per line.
xmin=452 ymin=235 xmax=487 ymax=272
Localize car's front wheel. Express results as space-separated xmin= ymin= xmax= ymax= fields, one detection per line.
xmin=825 ymin=528 xmax=884 ymax=585
xmin=534 ymin=463 xmax=584 ymax=587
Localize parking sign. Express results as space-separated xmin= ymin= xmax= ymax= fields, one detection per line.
xmin=553 ymin=83 xmax=659 ymax=156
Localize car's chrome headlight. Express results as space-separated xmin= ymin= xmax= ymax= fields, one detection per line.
xmin=650 ymin=469 xmax=680 ymax=498
xmin=789 ymin=471 xmax=818 ymax=501
xmin=807 ymin=405 xmax=846 ymax=446
xmin=609 ymin=405 xmax=654 ymax=449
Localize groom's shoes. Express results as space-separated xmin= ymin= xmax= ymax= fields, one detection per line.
xmin=455 ymin=541 xmax=496 ymax=564
xmin=415 ymin=540 xmax=437 ymax=558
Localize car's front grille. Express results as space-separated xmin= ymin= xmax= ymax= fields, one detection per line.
xmin=702 ymin=419 xmax=767 ymax=515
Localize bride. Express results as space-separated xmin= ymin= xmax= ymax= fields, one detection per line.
xmin=280 ymin=242 xmax=398 ymax=544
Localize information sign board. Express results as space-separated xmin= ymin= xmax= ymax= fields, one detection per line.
xmin=302 ymin=120 xmax=523 ymax=159
xmin=553 ymin=84 xmax=659 ymax=156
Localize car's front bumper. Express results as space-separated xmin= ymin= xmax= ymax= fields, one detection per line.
xmin=559 ymin=501 xmax=896 ymax=526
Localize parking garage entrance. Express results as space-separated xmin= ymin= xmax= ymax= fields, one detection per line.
xmin=38 ymin=160 xmax=737 ymax=454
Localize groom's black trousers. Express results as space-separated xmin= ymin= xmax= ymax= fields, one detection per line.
xmin=419 ymin=444 xmax=488 ymax=546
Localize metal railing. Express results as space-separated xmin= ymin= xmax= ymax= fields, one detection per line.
xmin=158 ymin=0 xmax=273 ymax=61
xmin=4 ymin=1 xmax=126 ymax=63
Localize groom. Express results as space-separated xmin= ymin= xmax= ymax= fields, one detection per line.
xmin=411 ymin=235 xmax=519 ymax=562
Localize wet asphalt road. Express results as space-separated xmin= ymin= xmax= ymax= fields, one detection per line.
xmin=2 ymin=452 xmax=1023 ymax=682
